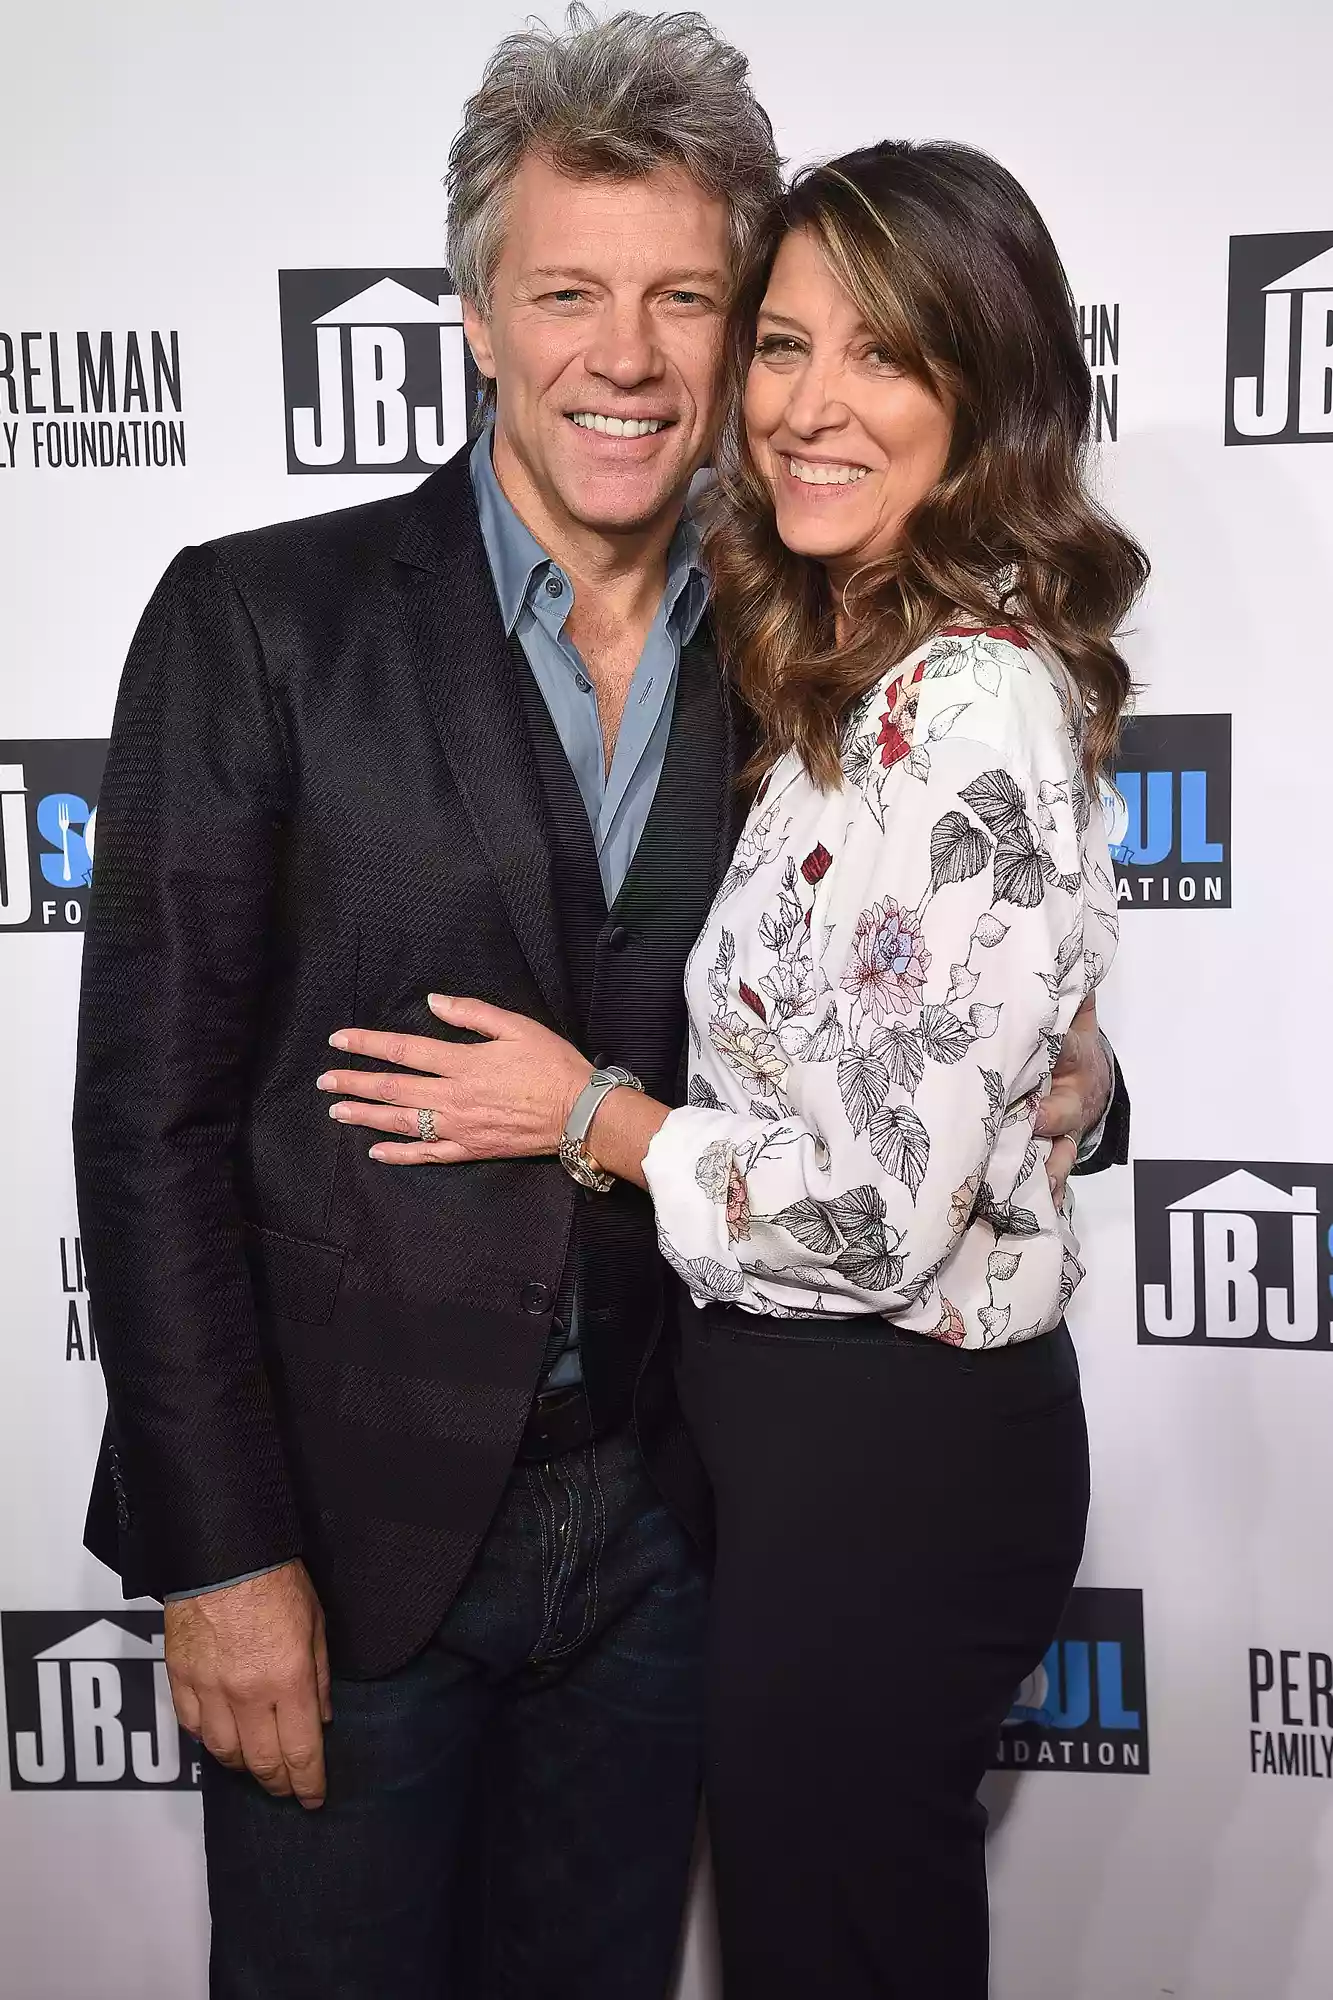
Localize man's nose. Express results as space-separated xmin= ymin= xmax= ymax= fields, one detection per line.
xmin=583 ymin=301 xmax=663 ymax=387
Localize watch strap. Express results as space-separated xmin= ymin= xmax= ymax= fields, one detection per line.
xmin=560 ymin=1066 xmax=644 ymax=1192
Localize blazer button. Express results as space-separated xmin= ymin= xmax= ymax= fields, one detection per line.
xmin=607 ymin=924 xmax=630 ymax=952
xmin=520 ymin=1282 xmax=553 ymax=1315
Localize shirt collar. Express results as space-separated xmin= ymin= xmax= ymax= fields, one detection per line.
xmin=666 ymin=507 xmax=709 ymax=647
xmin=469 ymin=427 xmax=553 ymax=636
xmin=469 ymin=425 xmax=709 ymax=644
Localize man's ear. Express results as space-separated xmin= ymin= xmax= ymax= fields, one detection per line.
xmin=462 ymin=300 xmax=496 ymax=382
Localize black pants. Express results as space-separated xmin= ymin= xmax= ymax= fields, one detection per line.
xmin=679 ymin=1310 xmax=1090 ymax=2000
xmin=202 ymin=1428 xmax=707 ymax=2000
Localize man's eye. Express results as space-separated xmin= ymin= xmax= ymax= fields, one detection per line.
xmin=549 ymin=289 xmax=585 ymax=304
xmin=667 ymin=290 xmax=705 ymax=306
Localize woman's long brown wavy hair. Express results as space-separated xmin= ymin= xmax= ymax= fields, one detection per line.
xmin=703 ymin=141 xmax=1149 ymax=789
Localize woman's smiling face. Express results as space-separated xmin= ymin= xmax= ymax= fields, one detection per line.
xmin=743 ymin=226 xmax=955 ymax=584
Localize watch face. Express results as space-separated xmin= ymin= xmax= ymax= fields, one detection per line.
xmin=559 ymin=1135 xmax=613 ymax=1193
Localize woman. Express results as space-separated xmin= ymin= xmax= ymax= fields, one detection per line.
xmin=321 ymin=144 xmax=1146 ymax=1995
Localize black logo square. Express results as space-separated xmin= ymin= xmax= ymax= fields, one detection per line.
xmin=1135 ymin=1161 xmax=1333 ymax=1348
xmin=2 ymin=1612 xmax=198 ymax=1791
xmin=278 ymin=269 xmax=481 ymax=475
xmin=1225 ymin=232 xmax=1333 ymax=446
xmin=0 ymin=741 xmax=107 ymax=933
xmin=1106 ymin=715 xmax=1231 ymax=911
xmin=992 ymin=1587 xmax=1149 ymax=1776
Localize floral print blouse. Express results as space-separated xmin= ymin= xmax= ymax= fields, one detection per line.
xmin=640 ymin=622 xmax=1119 ymax=1348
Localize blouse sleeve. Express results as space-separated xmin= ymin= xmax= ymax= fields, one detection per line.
xmin=642 ymin=656 xmax=1112 ymax=1328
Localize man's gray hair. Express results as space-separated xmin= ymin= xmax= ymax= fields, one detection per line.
xmin=446 ymin=7 xmax=782 ymax=308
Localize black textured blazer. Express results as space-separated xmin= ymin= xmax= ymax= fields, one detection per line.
xmin=72 ymin=445 xmax=1130 ymax=1677
xmin=73 ymin=446 xmax=745 ymax=1675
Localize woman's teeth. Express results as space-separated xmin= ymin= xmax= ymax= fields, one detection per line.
xmin=570 ymin=413 xmax=668 ymax=437
xmin=786 ymin=458 xmax=868 ymax=485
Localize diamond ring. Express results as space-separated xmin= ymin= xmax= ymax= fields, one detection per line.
xmin=417 ymin=1107 xmax=438 ymax=1144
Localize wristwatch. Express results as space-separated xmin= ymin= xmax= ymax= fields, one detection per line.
xmin=559 ymin=1065 xmax=644 ymax=1193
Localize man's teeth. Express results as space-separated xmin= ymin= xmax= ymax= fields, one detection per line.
xmin=787 ymin=457 xmax=868 ymax=485
xmin=570 ymin=413 xmax=668 ymax=437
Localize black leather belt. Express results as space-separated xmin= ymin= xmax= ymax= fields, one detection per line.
xmin=515 ymin=1383 xmax=596 ymax=1463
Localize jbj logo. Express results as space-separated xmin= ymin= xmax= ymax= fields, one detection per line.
xmin=1136 ymin=1162 xmax=1333 ymax=1347
xmin=1103 ymin=715 xmax=1230 ymax=909
xmin=2 ymin=1613 xmax=197 ymax=1790
xmin=1225 ymin=231 xmax=1333 ymax=445
xmin=1249 ymin=1646 xmax=1333 ymax=1780
xmin=278 ymin=270 xmax=480 ymax=475
xmin=0 ymin=742 xmax=107 ymax=931
xmin=992 ymin=1588 xmax=1149 ymax=1774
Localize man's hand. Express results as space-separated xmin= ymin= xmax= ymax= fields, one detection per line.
xmin=1034 ymin=992 xmax=1113 ymax=1210
xmin=164 ymin=1559 xmax=332 ymax=1808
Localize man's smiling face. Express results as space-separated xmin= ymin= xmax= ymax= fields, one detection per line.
xmin=463 ymin=151 xmax=731 ymax=541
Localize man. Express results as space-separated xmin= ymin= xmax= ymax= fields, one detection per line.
xmin=73 ymin=11 xmax=1127 ymax=1998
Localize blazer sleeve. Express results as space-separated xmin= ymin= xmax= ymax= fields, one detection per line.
xmin=72 ymin=546 xmax=304 ymax=1595
xmin=1072 ymin=1044 xmax=1131 ymax=1176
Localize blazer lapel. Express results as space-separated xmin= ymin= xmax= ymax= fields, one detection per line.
xmin=390 ymin=451 xmax=574 ymax=1035
xmin=609 ymin=623 xmax=730 ymax=926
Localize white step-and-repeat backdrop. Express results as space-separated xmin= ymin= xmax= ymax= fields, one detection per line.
xmin=3 ymin=2 xmax=1331 ymax=1994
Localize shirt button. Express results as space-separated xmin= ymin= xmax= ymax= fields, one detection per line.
xmin=520 ymin=1283 xmax=553 ymax=1315
xmin=607 ymin=925 xmax=630 ymax=952
xmin=544 ymin=574 xmax=563 ymax=597
xmin=575 ymin=673 xmax=592 ymax=693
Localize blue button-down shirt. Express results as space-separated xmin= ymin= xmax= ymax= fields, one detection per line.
xmin=469 ymin=428 xmax=708 ymax=901
xmin=470 ymin=428 xmax=709 ymax=1385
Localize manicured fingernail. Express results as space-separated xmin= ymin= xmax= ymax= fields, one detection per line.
xmin=316 ymin=1072 xmax=335 ymax=1090
xmin=329 ymin=1103 xmax=350 ymax=1121
xmin=328 ymin=1032 xmax=349 ymax=1050
xmin=427 ymin=993 xmax=448 ymax=1011
xmin=368 ymin=1146 xmax=388 ymax=1161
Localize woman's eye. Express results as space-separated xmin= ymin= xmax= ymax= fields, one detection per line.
xmin=866 ymin=346 xmax=901 ymax=369
xmin=755 ymin=335 xmax=802 ymax=357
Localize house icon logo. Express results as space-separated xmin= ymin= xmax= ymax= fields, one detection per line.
xmin=1225 ymin=232 xmax=1333 ymax=444
xmin=2 ymin=1611 xmax=198 ymax=1790
xmin=1135 ymin=1162 xmax=1333 ymax=1347
xmin=278 ymin=269 xmax=480 ymax=475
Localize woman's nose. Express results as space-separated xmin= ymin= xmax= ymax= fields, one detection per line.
xmin=783 ymin=357 xmax=846 ymax=437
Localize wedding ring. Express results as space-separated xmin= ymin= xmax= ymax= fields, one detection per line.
xmin=417 ymin=1107 xmax=438 ymax=1144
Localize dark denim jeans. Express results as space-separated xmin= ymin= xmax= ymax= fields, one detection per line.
xmin=202 ymin=1428 xmax=708 ymax=2000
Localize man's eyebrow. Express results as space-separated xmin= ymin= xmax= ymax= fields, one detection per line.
xmin=521 ymin=266 xmax=727 ymax=287
xmin=522 ymin=267 xmax=602 ymax=285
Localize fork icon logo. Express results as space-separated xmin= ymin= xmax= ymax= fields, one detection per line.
xmin=38 ymin=793 xmax=94 ymax=889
